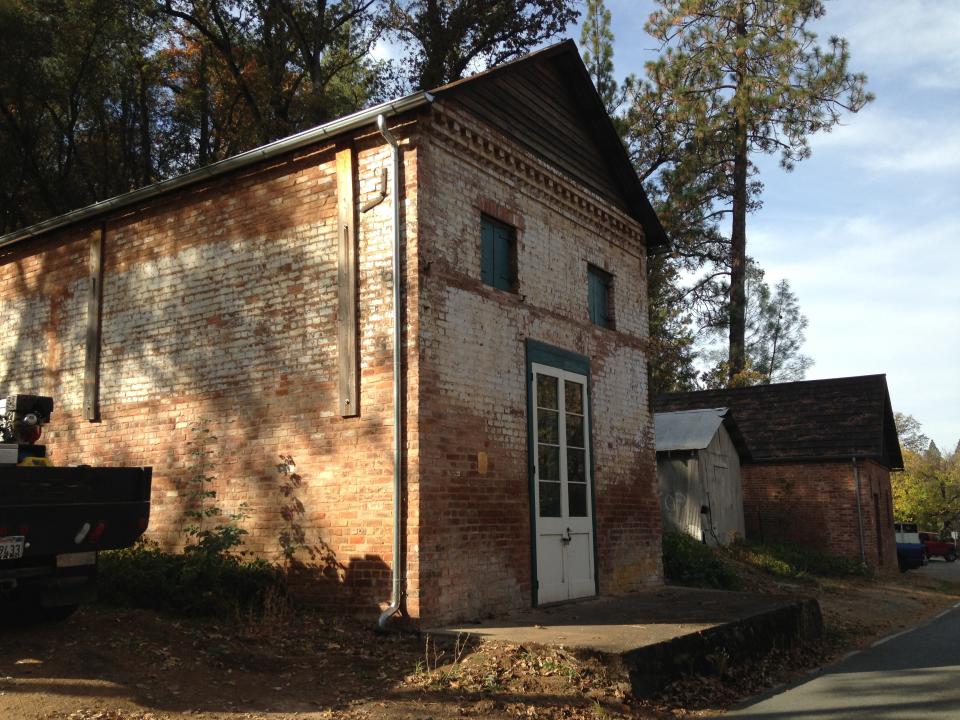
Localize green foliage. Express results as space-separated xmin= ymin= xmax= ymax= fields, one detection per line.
xmin=647 ymin=254 xmax=699 ymax=394
xmin=97 ymin=419 xmax=285 ymax=617
xmin=158 ymin=0 xmax=393 ymax=148
xmin=893 ymin=440 xmax=960 ymax=533
xmin=702 ymin=260 xmax=812 ymax=386
xmin=661 ymin=530 xmax=739 ymax=590
xmin=633 ymin=0 xmax=872 ymax=382
xmin=182 ymin=420 xmax=250 ymax=557
xmin=276 ymin=454 xmax=308 ymax=562
xmin=98 ymin=540 xmax=284 ymax=617
xmin=728 ymin=540 xmax=868 ymax=580
xmin=580 ymin=0 xmax=618 ymax=114
xmin=387 ymin=0 xmax=580 ymax=89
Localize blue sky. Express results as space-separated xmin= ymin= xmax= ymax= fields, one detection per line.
xmin=576 ymin=1 xmax=960 ymax=452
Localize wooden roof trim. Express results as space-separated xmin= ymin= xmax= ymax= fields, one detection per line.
xmin=431 ymin=39 xmax=668 ymax=254
xmin=429 ymin=104 xmax=645 ymax=252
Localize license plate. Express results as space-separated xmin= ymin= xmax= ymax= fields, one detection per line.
xmin=0 ymin=536 xmax=25 ymax=560
xmin=56 ymin=551 xmax=96 ymax=568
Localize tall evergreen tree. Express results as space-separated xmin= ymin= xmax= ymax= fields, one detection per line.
xmin=579 ymin=0 xmax=618 ymax=113
xmin=701 ymin=261 xmax=811 ymax=387
xmin=644 ymin=0 xmax=872 ymax=384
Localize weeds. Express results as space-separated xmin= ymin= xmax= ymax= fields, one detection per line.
xmin=182 ymin=420 xmax=249 ymax=557
xmin=99 ymin=420 xmax=286 ymax=617
xmin=662 ymin=530 xmax=740 ymax=589
xmin=728 ymin=540 xmax=869 ymax=580
xmin=98 ymin=539 xmax=284 ymax=617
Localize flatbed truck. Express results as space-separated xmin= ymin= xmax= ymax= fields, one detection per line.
xmin=0 ymin=394 xmax=151 ymax=618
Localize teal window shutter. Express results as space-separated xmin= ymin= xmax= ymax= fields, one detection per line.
xmin=588 ymin=265 xmax=612 ymax=328
xmin=481 ymin=214 xmax=516 ymax=291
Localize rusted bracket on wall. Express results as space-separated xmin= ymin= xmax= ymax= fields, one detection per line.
xmin=83 ymin=224 xmax=105 ymax=421
xmin=336 ymin=145 xmax=360 ymax=417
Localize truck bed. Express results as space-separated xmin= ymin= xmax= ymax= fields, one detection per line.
xmin=0 ymin=466 xmax=152 ymax=556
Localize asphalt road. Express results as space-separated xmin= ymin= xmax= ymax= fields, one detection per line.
xmin=727 ymin=599 xmax=960 ymax=719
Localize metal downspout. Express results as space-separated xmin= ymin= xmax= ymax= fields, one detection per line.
xmin=377 ymin=114 xmax=403 ymax=630
xmin=853 ymin=457 xmax=866 ymax=566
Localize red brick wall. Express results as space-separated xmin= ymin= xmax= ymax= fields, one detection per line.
xmin=742 ymin=459 xmax=897 ymax=573
xmin=410 ymin=103 xmax=661 ymax=625
xmin=0 ymin=102 xmax=664 ymax=626
xmin=0 ymin=124 xmax=424 ymax=613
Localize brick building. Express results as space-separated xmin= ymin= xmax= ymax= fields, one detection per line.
xmin=0 ymin=42 xmax=667 ymax=625
xmin=655 ymin=376 xmax=903 ymax=573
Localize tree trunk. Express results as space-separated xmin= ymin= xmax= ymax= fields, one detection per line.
xmin=727 ymin=121 xmax=748 ymax=383
xmin=198 ymin=45 xmax=210 ymax=166
xmin=138 ymin=66 xmax=152 ymax=186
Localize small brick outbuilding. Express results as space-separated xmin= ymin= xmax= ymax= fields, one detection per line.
xmin=0 ymin=42 xmax=667 ymax=625
xmin=655 ymin=376 xmax=903 ymax=573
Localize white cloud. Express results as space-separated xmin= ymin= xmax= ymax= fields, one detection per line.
xmin=751 ymin=213 xmax=960 ymax=450
xmin=818 ymin=1 xmax=960 ymax=90
xmin=807 ymin=107 xmax=960 ymax=175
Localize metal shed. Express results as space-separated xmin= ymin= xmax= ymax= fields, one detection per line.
xmin=655 ymin=408 xmax=750 ymax=546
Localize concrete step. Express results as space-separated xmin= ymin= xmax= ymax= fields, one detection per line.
xmin=429 ymin=586 xmax=823 ymax=696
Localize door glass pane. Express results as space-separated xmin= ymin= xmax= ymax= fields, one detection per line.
xmin=565 ymin=413 xmax=584 ymax=448
xmin=537 ymin=374 xmax=558 ymax=409
xmin=568 ymin=482 xmax=587 ymax=517
xmin=567 ymin=448 xmax=585 ymax=483
xmin=565 ymin=382 xmax=583 ymax=414
xmin=538 ymin=445 xmax=559 ymax=481
xmin=540 ymin=481 xmax=561 ymax=517
xmin=538 ymin=408 xmax=559 ymax=444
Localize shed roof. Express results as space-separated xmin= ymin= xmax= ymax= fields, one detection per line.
xmin=654 ymin=375 xmax=903 ymax=470
xmin=654 ymin=408 xmax=751 ymax=460
xmin=0 ymin=40 xmax=666 ymax=255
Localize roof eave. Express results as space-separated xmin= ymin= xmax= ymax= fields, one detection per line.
xmin=0 ymin=91 xmax=434 ymax=250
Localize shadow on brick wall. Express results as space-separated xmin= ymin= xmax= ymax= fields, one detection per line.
xmin=0 ymin=144 xmax=410 ymax=617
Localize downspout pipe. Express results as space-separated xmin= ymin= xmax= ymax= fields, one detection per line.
xmin=377 ymin=114 xmax=403 ymax=631
xmin=853 ymin=457 xmax=866 ymax=567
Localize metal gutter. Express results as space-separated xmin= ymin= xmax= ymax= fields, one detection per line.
xmin=376 ymin=114 xmax=403 ymax=631
xmin=0 ymin=92 xmax=434 ymax=250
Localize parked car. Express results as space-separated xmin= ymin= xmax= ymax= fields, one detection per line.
xmin=920 ymin=531 xmax=957 ymax=562
xmin=895 ymin=522 xmax=925 ymax=572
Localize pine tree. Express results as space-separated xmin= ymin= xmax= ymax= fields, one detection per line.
xmin=580 ymin=0 xmax=618 ymax=114
xmin=644 ymin=0 xmax=873 ymax=384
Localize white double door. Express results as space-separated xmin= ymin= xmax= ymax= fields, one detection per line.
xmin=531 ymin=363 xmax=596 ymax=605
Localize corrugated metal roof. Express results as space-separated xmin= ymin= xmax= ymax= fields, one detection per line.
xmin=655 ymin=408 xmax=729 ymax=452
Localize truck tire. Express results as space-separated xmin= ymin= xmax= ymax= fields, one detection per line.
xmin=947 ymin=550 xmax=957 ymax=563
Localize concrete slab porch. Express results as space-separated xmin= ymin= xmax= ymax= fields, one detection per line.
xmin=428 ymin=587 xmax=822 ymax=696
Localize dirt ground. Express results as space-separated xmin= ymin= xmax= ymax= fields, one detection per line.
xmin=2 ymin=562 xmax=959 ymax=720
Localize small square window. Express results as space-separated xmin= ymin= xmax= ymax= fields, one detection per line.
xmin=588 ymin=265 xmax=613 ymax=328
xmin=481 ymin=214 xmax=517 ymax=292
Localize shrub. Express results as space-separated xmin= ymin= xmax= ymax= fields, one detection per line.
xmin=98 ymin=540 xmax=285 ymax=617
xmin=728 ymin=540 xmax=868 ymax=580
xmin=662 ymin=530 xmax=740 ymax=590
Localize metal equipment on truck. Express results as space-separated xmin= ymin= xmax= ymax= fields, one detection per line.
xmin=0 ymin=394 xmax=152 ymax=619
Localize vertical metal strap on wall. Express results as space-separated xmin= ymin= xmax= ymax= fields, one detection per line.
xmin=336 ymin=145 xmax=359 ymax=417
xmin=83 ymin=225 xmax=105 ymax=421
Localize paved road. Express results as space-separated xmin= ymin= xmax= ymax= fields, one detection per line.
xmin=918 ymin=556 xmax=960 ymax=581
xmin=727 ymin=603 xmax=960 ymax=719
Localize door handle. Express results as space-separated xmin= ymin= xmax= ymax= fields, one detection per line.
xmin=561 ymin=527 xmax=572 ymax=544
